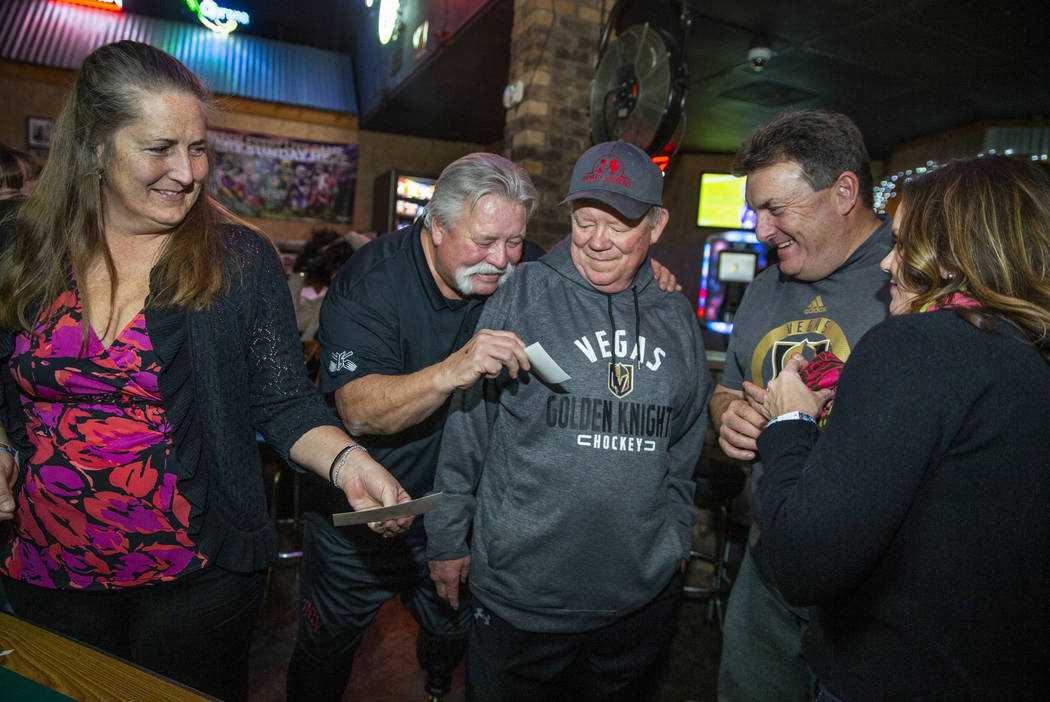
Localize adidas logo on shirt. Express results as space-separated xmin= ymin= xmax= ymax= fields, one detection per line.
xmin=804 ymin=296 xmax=827 ymax=314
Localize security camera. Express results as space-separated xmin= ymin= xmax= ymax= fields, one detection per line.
xmin=748 ymin=46 xmax=772 ymax=72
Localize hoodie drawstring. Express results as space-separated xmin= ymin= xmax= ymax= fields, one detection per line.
xmin=605 ymin=287 xmax=642 ymax=366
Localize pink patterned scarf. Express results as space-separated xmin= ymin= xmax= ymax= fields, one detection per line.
xmin=797 ymin=292 xmax=980 ymax=426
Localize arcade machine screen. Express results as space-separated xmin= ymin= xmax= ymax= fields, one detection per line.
xmin=373 ymin=170 xmax=437 ymax=232
xmin=393 ymin=174 xmax=435 ymax=229
xmin=696 ymin=173 xmax=771 ymax=339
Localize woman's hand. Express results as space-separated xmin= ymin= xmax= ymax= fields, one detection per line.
xmin=290 ymin=425 xmax=414 ymax=536
xmin=338 ymin=449 xmax=414 ymax=537
xmin=0 ymin=452 xmax=17 ymax=521
xmin=764 ymin=354 xmax=834 ymax=420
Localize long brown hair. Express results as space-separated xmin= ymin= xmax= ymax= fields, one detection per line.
xmin=0 ymin=41 xmax=230 ymax=332
xmin=895 ymin=156 xmax=1050 ymax=359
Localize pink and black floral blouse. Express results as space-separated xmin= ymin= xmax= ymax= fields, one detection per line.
xmin=0 ymin=286 xmax=207 ymax=589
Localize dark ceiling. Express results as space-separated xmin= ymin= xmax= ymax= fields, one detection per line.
xmin=126 ymin=0 xmax=1050 ymax=160
xmin=673 ymin=0 xmax=1050 ymax=157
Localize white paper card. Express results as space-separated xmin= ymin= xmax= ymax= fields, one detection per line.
xmin=332 ymin=492 xmax=443 ymax=526
xmin=525 ymin=342 xmax=571 ymax=385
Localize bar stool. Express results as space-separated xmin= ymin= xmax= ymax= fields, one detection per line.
xmin=259 ymin=341 xmax=322 ymax=620
xmin=683 ymin=457 xmax=747 ymax=629
xmin=258 ymin=438 xmax=303 ymax=625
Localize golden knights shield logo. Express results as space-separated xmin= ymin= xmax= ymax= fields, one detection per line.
xmin=608 ymin=362 xmax=634 ymax=398
xmin=770 ymin=338 xmax=830 ymax=376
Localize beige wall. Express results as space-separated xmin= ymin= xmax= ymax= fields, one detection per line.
xmin=0 ymin=62 xmax=72 ymax=152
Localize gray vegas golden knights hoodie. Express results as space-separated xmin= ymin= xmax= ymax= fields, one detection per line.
xmin=425 ymin=237 xmax=712 ymax=633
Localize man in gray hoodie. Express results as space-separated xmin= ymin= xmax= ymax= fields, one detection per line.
xmin=426 ymin=140 xmax=712 ymax=702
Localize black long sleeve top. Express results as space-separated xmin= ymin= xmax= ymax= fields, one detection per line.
xmin=754 ymin=310 xmax=1050 ymax=701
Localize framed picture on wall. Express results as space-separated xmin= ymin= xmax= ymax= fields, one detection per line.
xmin=27 ymin=116 xmax=53 ymax=149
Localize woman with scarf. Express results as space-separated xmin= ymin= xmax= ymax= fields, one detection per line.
xmin=747 ymin=155 xmax=1050 ymax=701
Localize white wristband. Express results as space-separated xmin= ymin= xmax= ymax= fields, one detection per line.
xmin=766 ymin=411 xmax=817 ymax=428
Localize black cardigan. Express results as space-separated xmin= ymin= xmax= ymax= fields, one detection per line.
xmin=1 ymin=226 xmax=340 ymax=573
xmin=754 ymin=310 xmax=1050 ymax=700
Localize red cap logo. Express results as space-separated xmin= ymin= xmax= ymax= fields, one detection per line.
xmin=582 ymin=155 xmax=631 ymax=187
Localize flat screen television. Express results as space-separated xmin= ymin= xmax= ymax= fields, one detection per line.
xmin=696 ymin=172 xmax=756 ymax=230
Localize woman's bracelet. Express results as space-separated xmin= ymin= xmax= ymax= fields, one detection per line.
xmin=0 ymin=442 xmax=16 ymax=459
xmin=329 ymin=444 xmax=368 ymax=488
xmin=766 ymin=411 xmax=817 ymax=428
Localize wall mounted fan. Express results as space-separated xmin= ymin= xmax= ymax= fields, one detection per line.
xmin=589 ymin=0 xmax=689 ymax=155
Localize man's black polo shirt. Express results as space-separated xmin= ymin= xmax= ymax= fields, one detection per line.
xmin=309 ymin=219 xmax=542 ymax=516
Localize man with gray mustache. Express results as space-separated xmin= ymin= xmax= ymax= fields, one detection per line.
xmin=455 ymin=259 xmax=514 ymax=296
xmin=289 ymin=151 xmax=679 ymax=702
xmin=287 ymin=153 xmax=538 ymax=702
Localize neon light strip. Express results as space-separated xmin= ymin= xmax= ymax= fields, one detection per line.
xmin=697 ymin=240 xmax=711 ymax=318
xmin=706 ymin=321 xmax=734 ymax=334
xmin=56 ymin=0 xmax=123 ymax=11
xmin=186 ymin=0 xmax=250 ymax=35
xmin=199 ymin=0 xmax=249 ymax=25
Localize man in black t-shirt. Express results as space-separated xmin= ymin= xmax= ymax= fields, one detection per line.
xmin=286 ymin=153 xmax=541 ymax=702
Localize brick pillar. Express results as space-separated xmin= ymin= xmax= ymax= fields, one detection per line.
xmin=505 ymin=0 xmax=604 ymax=249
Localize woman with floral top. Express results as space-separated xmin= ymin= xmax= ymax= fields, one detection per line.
xmin=0 ymin=41 xmax=410 ymax=701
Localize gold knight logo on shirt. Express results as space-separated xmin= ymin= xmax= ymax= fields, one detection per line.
xmin=608 ymin=362 xmax=634 ymax=398
xmin=771 ymin=338 xmax=830 ymax=375
xmin=749 ymin=317 xmax=850 ymax=385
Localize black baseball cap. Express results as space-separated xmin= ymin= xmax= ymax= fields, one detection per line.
xmin=560 ymin=140 xmax=663 ymax=220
